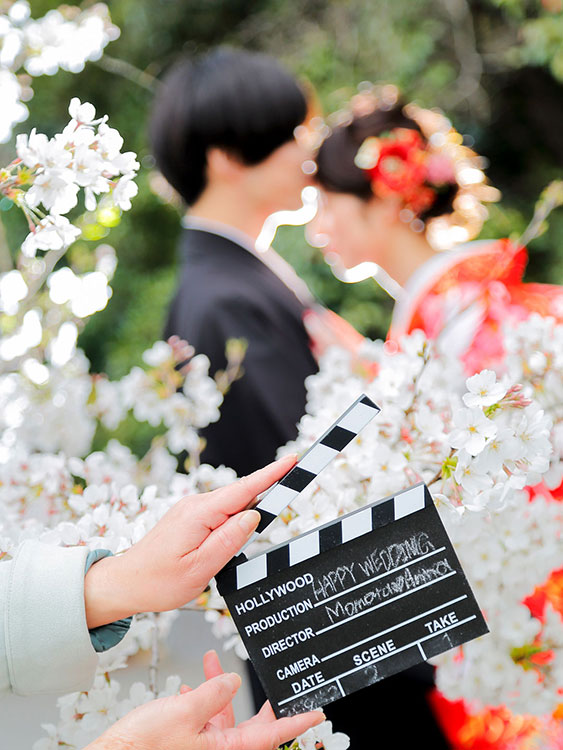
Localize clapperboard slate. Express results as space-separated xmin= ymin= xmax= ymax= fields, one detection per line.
xmin=216 ymin=395 xmax=488 ymax=717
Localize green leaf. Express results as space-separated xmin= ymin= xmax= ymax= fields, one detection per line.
xmin=441 ymin=455 xmax=458 ymax=480
xmin=484 ymin=403 xmax=501 ymax=417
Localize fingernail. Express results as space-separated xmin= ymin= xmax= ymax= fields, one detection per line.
xmin=238 ymin=510 xmax=260 ymax=535
xmin=223 ymin=673 xmax=242 ymax=691
xmin=262 ymin=454 xmax=297 ymax=471
xmin=281 ymin=452 xmax=298 ymax=462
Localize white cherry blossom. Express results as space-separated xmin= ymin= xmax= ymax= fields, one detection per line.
xmin=111 ymin=174 xmax=138 ymax=210
xmin=0 ymin=4 xmax=119 ymax=142
xmin=449 ymin=406 xmax=497 ymax=456
xmin=473 ymin=427 xmax=520 ymax=474
xmin=25 ymin=168 xmax=79 ymax=214
xmin=96 ymin=122 xmax=124 ymax=161
xmin=143 ymin=341 xmax=173 ymax=367
xmin=0 ymin=70 xmax=27 ymax=143
xmin=453 ymin=450 xmax=494 ymax=495
xmin=21 ymin=215 xmax=81 ymax=256
xmin=463 ymin=369 xmax=507 ymax=407
xmin=8 ymin=1 xmax=31 ymax=24
xmin=298 ymin=720 xmax=350 ymax=750
xmin=0 ymin=270 xmax=28 ymax=315
xmin=6 ymin=100 xmax=139 ymax=256
xmin=68 ymin=97 xmax=98 ymax=125
xmin=16 ymin=128 xmax=50 ymax=167
xmin=112 ymin=150 xmax=140 ymax=175
xmin=72 ymin=144 xmax=106 ymax=187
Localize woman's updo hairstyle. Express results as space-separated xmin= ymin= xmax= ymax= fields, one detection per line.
xmin=316 ymin=103 xmax=417 ymax=200
xmin=315 ymin=85 xmax=500 ymax=250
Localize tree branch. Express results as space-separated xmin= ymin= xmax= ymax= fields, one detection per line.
xmin=518 ymin=180 xmax=563 ymax=248
xmin=440 ymin=0 xmax=489 ymax=118
xmin=93 ymin=54 xmax=159 ymax=93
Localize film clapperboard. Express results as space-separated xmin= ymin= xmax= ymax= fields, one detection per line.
xmin=216 ymin=394 xmax=488 ymax=717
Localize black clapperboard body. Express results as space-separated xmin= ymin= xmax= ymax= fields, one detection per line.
xmin=216 ymin=395 xmax=488 ymax=717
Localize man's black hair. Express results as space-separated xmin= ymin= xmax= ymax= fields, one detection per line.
xmin=150 ymin=47 xmax=307 ymax=205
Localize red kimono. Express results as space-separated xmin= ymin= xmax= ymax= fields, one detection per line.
xmin=390 ymin=238 xmax=563 ymax=374
xmin=389 ymin=239 xmax=563 ymax=749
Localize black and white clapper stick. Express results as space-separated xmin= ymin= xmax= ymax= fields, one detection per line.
xmin=238 ymin=393 xmax=380 ymax=556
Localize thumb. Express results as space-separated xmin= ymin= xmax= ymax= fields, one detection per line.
xmin=184 ymin=673 xmax=241 ymax=731
xmin=195 ymin=510 xmax=260 ymax=579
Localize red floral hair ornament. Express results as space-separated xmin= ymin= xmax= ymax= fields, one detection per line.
xmin=348 ymin=84 xmax=501 ymax=250
xmin=355 ymin=128 xmax=442 ymax=214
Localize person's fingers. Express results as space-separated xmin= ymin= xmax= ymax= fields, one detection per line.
xmin=175 ymin=454 xmax=298 ymax=557
xmin=182 ymin=673 xmax=242 ymax=732
xmin=203 ymin=650 xmax=235 ymax=729
xmin=321 ymin=308 xmax=364 ymax=345
xmin=221 ymin=710 xmax=326 ymax=750
xmin=205 ymin=454 xmax=298 ymax=520
xmin=303 ymin=309 xmax=351 ymax=360
xmin=203 ymin=650 xmax=224 ymax=680
xmin=193 ymin=510 xmax=260 ymax=580
xmin=180 ymin=684 xmax=192 ymax=694
xmin=239 ymin=700 xmax=276 ymax=727
xmin=305 ymin=307 xmax=365 ymax=352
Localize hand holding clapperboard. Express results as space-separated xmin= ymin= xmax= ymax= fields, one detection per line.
xmin=216 ymin=395 xmax=488 ymax=717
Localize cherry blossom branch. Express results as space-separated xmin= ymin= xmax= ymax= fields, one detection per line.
xmin=440 ymin=0 xmax=489 ymax=118
xmin=213 ymin=338 xmax=248 ymax=396
xmin=92 ymin=54 xmax=159 ymax=92
xmin=518 ymin=180 xmax=563 ymax=248
xmin=21 ymin=244 xmax=67 ymax=300
xmin=427 ymin=448 xmax=457 ymax=488
xmin=403 ymin=341 xmax=431 ymax=417
xmin=0 ymin=219 xmax=13 ymax=272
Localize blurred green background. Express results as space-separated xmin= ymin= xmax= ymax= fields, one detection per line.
xmin=2 ymin=0 xmax=563 ymax=380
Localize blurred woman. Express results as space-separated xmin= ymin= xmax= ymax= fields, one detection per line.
xmin=310 ymin=84 xmax=563 ymax=375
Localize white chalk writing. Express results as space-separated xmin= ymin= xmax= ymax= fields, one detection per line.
xmin=311 ymin=563 xmax=357 ymax=601
xmin=357 ymin=532 xmax=435 ymax=578
xmin=325 ymin=558 xmax=453 ymax=625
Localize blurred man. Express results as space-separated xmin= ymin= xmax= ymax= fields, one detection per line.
xmin=151 ymin=47 xmax=317 ymax=477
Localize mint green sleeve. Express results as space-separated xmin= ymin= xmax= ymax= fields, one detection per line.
xmin=0 ymin=540 xmax=98 ymax=696
xmin=84 ymin=549 xmax=132 ymax=653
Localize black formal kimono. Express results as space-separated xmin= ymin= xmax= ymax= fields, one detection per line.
xmin=164 ymin=226 xmax=318 ymax=477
